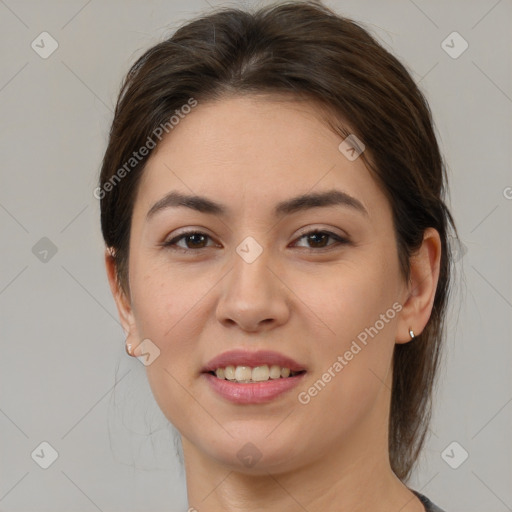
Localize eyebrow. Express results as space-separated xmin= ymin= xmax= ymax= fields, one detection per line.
xmin=146 ymin=189 xmax=369 ymax=220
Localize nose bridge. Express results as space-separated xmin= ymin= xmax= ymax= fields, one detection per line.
xmin=228 ymin=236 xmax=275 ymax=305
xmin=215 ymin=234 xmax=289 ymax=330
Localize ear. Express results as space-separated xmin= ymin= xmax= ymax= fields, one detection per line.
xmin=104 ymin=248 xmax=139 ymax=348
xmin=396 ymin=227 xmax=442 ymax=344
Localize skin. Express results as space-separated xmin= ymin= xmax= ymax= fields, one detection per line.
xmin=105 ymin=95 xmax=441 ymax=512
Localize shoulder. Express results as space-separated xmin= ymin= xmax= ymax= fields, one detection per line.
xmin=412 ymin=490 xmax=447 ymax=512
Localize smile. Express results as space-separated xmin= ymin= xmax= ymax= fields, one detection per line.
xmin=208 ymin=364 xmax=305 ymax=383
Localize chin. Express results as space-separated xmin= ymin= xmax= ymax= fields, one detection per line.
xmin=199 ymin=434 xmax=307 ymax=475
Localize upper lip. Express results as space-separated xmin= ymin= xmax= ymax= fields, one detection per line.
xmin=202 ymin=349 xmax=307 ymax=373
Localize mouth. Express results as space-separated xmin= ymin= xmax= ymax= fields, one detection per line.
xmin=201 ymin=349 xmax=307 ymax=402
xmin=201 ymin=349 xmax=308 ymax=383
xmin=202 ymin=365 xmax=307 ymax=404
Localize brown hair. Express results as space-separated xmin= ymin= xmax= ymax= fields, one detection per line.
xmin=99 ymin=0 xmax=458 ymax=481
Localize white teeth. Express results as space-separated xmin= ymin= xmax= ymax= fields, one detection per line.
xmin=224 ymin=365 xmax=235 ymax=380
xmin=234 ymin=366 xmax=252 ymax=381
xmin=269 ymin=365 xmax=281 ymax=379
xmin=212 ymin=364 xmax=301 ymax=383
xmin=252 ymin=365 xmax=270 ymax=381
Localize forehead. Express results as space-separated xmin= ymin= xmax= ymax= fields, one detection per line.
xmin=133 ymin=95 xmax=388 ymax=222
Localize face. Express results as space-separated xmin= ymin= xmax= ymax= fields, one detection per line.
xmin=114 ymin=95 xmax=412 ymax=474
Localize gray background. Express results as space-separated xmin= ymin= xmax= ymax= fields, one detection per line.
xmin=1 ymin=0 xmax=511 ymax=511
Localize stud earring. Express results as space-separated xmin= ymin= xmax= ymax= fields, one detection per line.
xmin=409 ymin=328 xmax=415 ymax=340
xmin=125 ymin=342 xmax=133 ymax=356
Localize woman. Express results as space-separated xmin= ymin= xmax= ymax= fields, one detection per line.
xmin=99 ymin=2 xmax=457 ymax=510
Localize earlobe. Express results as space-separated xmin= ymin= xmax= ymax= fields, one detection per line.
xmin=396 ymin=228 xmax=442 ymax=344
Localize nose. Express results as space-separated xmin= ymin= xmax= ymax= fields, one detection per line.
xmin=215 ymin=244 xmax=290 ymax=332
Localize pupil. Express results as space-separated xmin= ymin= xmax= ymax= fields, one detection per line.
xmin=188 ymin=234 xmax=205 ymax=248
xmin=309 ymin=233 xmax=327 ymax=247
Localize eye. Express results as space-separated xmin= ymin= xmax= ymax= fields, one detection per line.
xmin=162 ymin=230 xmax=216 ymax=251
xmin=292 ymin=229 xmax=349 ymax=250
xmin=161 ymin=229 xmax=349 ymax=252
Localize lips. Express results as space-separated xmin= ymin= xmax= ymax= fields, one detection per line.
xmin=201 ymin=349 xmax=307 ymax=374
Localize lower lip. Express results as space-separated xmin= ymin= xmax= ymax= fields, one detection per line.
xmin=202 ymin=372 xmax=306 ymax=404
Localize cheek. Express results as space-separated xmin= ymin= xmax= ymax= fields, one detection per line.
xmin=288 ymin=256 xmax=397 ymax=344
xmin=290 ymin=254 xmax=399 ymax=406
xmin=129 ymin=252 xmax=207 ymax=338
xmin=126 ymin=263 xmax=206 ymax=401
xmin=129 ymin=266 xmax=209 ymax=428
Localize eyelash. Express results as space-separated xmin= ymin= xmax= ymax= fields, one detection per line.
xmin=161 ymin=229 xmax=350 ymax=253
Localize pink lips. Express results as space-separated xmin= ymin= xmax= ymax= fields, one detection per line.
xmin=201 ymin=349 xmax=307 ymax=405
xmin=203 ymin=372 xmax=306 ymax=404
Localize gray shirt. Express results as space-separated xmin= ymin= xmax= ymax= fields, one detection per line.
xmin=413 ymin=490 xmax=446 ymax=512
